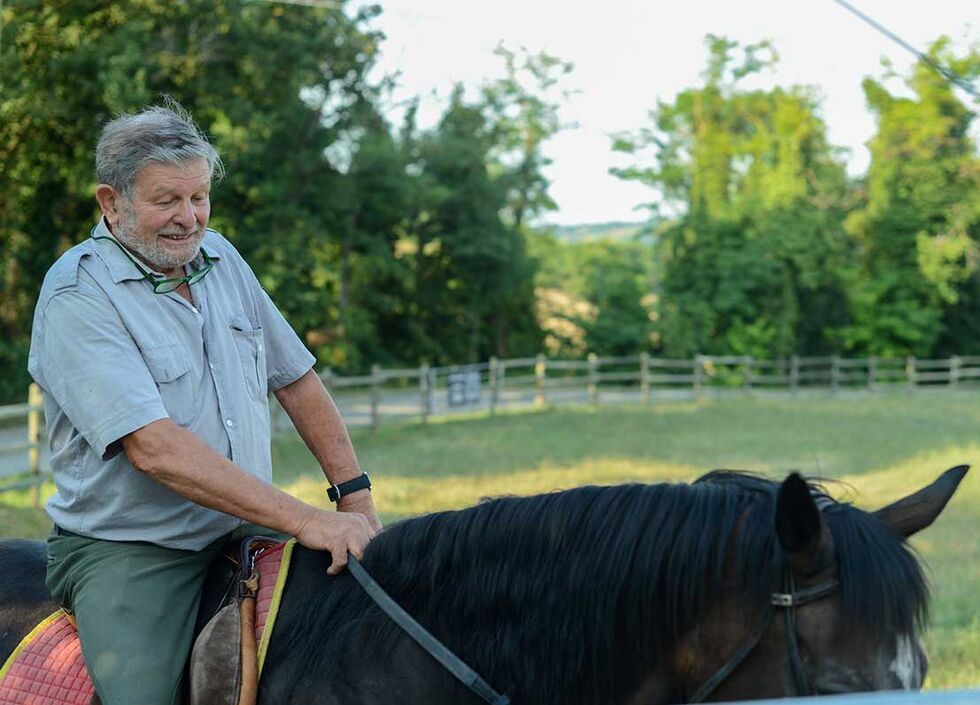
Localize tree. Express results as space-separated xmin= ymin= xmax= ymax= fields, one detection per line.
xmin=0 ymin=0 xmax=386 ymax=397
xmin=482 ymin=45 xmax=574 ymax=230
xmin=613 ymin=35 xmax=853 ymax=358
xmin=842 ymin=38 xmax=980 ymax=356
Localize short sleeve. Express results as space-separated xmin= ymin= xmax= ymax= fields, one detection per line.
xmin=250 ymin=283 xmax=316 ymax=392
xmin=33 ymin=289 xmax=169 ymax=459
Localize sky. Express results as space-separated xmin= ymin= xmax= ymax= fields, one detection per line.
xmin=363 ymin=0 xmax=978 ymax=226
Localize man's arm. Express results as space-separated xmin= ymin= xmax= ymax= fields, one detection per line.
xmin=121 ymin=420 xmax=373 ymax=574
xmin=273 ymin=368 xmax=382 ymax=531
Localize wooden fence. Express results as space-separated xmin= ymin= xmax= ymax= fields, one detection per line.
xmin=0 ymin=383 xmax=45 ymax=502
xmin=6 ymin=354 xmax=980 ymax=500
xmin=290 ymin=353 xmax=980 ymax=430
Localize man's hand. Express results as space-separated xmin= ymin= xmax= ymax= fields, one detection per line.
xmin=294 ymin=506 xmax=377 ymax=575
xmin=337 ymin=488 xmax=383 ymax=533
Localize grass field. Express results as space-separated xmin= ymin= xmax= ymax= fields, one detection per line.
xmin=3 ymin=391 xmax=978 ymax=688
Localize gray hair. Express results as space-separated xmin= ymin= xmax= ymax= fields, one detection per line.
xmin=95 ymin=98 xmax=224 ymax=197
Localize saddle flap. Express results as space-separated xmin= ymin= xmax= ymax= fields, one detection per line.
xmin=189 ymin=601 xmax=243 ymax=705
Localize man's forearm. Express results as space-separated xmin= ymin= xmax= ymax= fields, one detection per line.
xmin=274 ymin=369 xmax=381 ymax=530
xmin=122 ymin=418 xmax=314 ymax=536
xmin=122 ymin=417 xmax=375 ymax=569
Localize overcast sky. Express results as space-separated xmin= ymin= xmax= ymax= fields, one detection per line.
xmin=363 ymin=0 xmax=978 ymax=226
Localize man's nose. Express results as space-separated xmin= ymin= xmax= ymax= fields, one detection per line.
xmin=172 ymin=199 xmax=196 ymax=228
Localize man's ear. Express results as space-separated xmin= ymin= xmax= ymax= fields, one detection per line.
xmin=95 ymin=184 xmax=124 ymax=228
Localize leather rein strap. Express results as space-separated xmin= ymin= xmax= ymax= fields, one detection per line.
xmin=689 ymin=572 xmax=839 ymax=703
xmin=347 ymin=554 xmax=512 ymax=705
xmin=348 ymin=551 xmax=835 ymax=705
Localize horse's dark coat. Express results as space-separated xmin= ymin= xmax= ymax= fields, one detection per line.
xmin=0 ymin=539 xmax=56 ymax=658
xmin=0 ymin=472 xmax=938 ymax=705
xmin=259 ymin=473 xmax=928 ymax=705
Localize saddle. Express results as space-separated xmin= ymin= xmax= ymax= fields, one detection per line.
xmin=0 ymin=537 xmax=295 ymax=705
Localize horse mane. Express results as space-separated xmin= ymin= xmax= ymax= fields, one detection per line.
xmin=270 ymin=472 xmax=928 ymax=704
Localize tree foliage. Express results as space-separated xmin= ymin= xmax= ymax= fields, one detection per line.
xmin=613 ymin=35 xmax=980 ymax=361
xmin=842 ymin=39 xmax=980 ymax=356
xmin=0 ymin=1 xmax=571 ymax=399
xmin=3 ymin=5 xmax=979 ymax=403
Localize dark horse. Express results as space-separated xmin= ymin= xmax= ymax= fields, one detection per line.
xmin=0 ymin=466 xmax=968 ymax=704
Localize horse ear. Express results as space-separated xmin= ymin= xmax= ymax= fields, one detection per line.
xmin=775 ymin=472 xmax=832 ymax=574
xmin=873 ymin=465 xmax=969 ymax=538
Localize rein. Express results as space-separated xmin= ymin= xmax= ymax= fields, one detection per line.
xmin=689 ymin=571 xmax=839 ymax=703
xmin=347 ymin=553 xmax=835 ymax=705
xmin=347 ymin=554 xmax=511 ymax=705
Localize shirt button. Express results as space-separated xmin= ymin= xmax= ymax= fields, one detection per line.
xmin=225 ymin=419 xmax=234 ymax=428
xmin=258 ymin=344 xmax=263 ymax=352
xmin=209 ymin=362 xmax=215 ymax=370
xmin=191 ymin=307 xmax=199 ymax=315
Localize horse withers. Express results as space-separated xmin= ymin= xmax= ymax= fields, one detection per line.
xmin=0 ymin=466 xmax=969 ymax=704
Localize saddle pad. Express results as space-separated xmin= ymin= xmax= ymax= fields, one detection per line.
xmin=0 ymin=610 xmax=95 ymax=705
xmin=254 ymin=539 xmax=295 ymax=676
xmin=0 ymin=539 xmax=295 ymax=705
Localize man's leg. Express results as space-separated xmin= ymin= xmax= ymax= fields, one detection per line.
xmin=46 ymin=528 xmax=224 ymax=705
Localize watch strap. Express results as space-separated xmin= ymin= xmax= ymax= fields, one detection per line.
xmin=326 ymin=472 xmax=371 ymax=502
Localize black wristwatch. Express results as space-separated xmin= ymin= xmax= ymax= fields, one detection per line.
xmin=326 ymin=472 xmax=372 ymax=502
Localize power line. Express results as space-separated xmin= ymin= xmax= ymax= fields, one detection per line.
xmin=831 ymin=0 xmax=979 ymax=103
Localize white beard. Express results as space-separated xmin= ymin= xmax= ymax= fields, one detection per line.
xmin=114 ymin=204 xmax=204 ymax=272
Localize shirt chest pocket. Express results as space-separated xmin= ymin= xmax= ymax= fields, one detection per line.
xmin=143 ymin=344 xmax=195 ymax=426
xmin=230 ymin=314 xmax=267 ymax=400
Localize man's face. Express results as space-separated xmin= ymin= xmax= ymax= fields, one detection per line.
xmin=112 ymin=159 xmax=212 ymax=275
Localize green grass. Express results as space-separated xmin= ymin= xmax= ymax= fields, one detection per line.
xmin=4 ymin=392 xmax=979 ymax=687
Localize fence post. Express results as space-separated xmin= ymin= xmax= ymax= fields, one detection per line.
xmin=744 ymin=356 xmax=754 ymax=392
xmin=694 ymin=354 xmax=705 ymax=397
xmin=370 ymin=364 xmax=381 ymax=430
xmin=588 ymin=353 xmax=599 ymax=405
xmin=488 ymin=357 xmax=499 ymax=416
xmin=790 ymin=355 xmax=800 ymax=395
xmin=906 ymin=356 xmax=917 ymax=389
xmin=831 ymin=355 xmax=841 ymax=392
xmin=496 ymin=359 xmax=506 ymax=411
xmin=534 ymin=354 xmax=547 ymax=408
xmin=419 ymin=363 xmax=431 ymax=425
xmin=950 ymin=355 xmax=961 ymax=388
xmin=640 ymin=352 xmax=651 ymax=403
xmin=868 ymin=356 xmax=877 ymax=391
xmin=28 ymin=383 xmax=43 ymax=508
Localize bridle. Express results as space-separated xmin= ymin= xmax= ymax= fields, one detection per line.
xmin=348 ymin=553 xmax=837 ymax=705
xmin=688 ymin=569 xmax=840 ymax=703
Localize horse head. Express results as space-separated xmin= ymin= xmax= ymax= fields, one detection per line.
xmin=671 ymin=465 xmax=968 ymax=703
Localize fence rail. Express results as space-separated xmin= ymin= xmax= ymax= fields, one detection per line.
xmin=282 ymin=353 xmax=980 ymax=432
xmin=7 ymin=354 xmax=980 ymax=500
xmin=0 ymin=383 xmax=45 ymax=502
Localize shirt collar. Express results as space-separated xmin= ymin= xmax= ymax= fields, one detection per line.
xmin=90 ymin=217 xmax=220 ymax=285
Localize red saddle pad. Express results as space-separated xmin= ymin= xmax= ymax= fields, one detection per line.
xmin=0 ymin=540 xmax=291 ymax=705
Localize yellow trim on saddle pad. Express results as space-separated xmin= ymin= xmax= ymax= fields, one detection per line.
xmin=0 ymin=609 xmax=67 ymax=683
xmin=256 ymin=537 xmax=295 ymax=677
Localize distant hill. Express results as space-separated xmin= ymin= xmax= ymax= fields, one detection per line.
xmin=548 ymin=221 xmax=653 ymax=244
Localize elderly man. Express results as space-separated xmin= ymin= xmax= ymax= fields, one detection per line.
xmin=27 ymin=101 xmax=379 ymax=705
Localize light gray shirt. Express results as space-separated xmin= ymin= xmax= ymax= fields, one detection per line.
xmin=28 ymin=218 xmax=316 ymax=549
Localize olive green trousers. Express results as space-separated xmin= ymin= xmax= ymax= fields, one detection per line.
xmin=45 ymin=523 xmax=282 ymax=705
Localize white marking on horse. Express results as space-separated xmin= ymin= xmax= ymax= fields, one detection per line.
xmin=889 ymin=635 xmax=918 ymax=690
